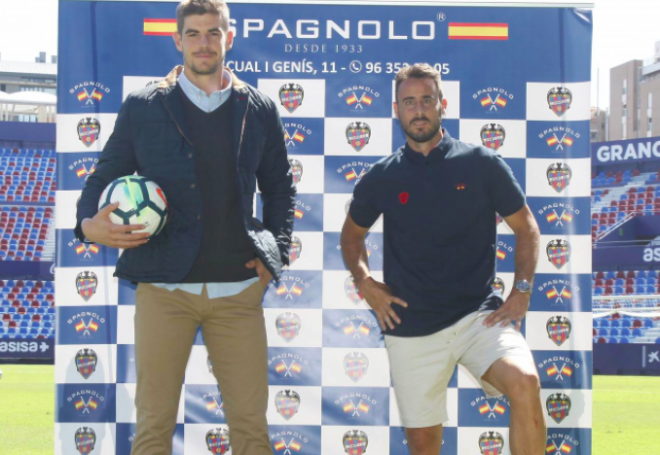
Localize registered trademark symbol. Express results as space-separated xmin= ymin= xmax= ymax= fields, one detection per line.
xmin=437 ymin=12 xmax=446 ymax=22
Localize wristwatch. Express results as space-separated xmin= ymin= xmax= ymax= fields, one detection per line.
xmin=514 ymin=279 xmax=532 ymax=294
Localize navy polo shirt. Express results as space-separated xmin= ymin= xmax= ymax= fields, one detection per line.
xmin=349 ymin=130 xmax=526 ymax=337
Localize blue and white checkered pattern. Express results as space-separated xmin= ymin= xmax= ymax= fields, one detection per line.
xmin=55 ymin=1 xmax=593 ymax=453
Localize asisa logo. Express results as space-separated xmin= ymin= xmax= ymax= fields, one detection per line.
xmin=69 ymin=81 xmax=110 ymax=107
xmin=473 ymin=87 xmax=513 ymax=111
xmin=539 ymin=126 xmax=580 ymax=152
xmin=338 ymin=85 xmax=379 ymax=110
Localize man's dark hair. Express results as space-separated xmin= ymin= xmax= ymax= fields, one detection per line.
xmin=176 ymin=0 xmax=230 ymax=34
xmin=394 ymin=64 xmax=443 ymax=102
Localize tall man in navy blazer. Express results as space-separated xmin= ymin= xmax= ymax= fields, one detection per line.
xmin=75 ymin=1 xmax=295 ymax=454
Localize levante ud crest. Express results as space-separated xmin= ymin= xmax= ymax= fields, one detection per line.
xmin=344 ymin=351 xmax=369 ymax=382
xmin=547 ymin=87 xmax=573 ymax=117
xmin=343 ymin=430 xmax=369 ymax=455
xmin=275 ymin=389 xmax=301 ymax=420
xmin=75 ymin=348 xmax=98 ymax=380
xmin=289 ymin=236 xmax=302 ymax=265
xmin=480 ymin=123 xmax=506 ymax=151
xmin=346 ymin=121 xmax=372 ymax=152
xmin=546 ymin=315 xmax=572 ymax=346
xmin=279 ymin=83 xmax=304 ymax=113
xmin=205 ymin=428 xmax=231 ymax=454
xmin=546 ymin=393 xmax=571 ymax=423
xmin=344 ymin=275 xmax=364 ymax=304
xmin=288 ymin=158 xmax=303 ymax=185
xmin=75 ymin=427 xmax=96 ymax=455
xmin=76 ymin=271 xmax=98 ymax=302
xmin=546 ymin=162 xmax=572 ymax=193
xmin=276 ymin=312 xmax=301 ymax=343
xmin=479 ymin=431 xmax=505 ymax=455
xmin=77 ymin=118 xmax=101 ymax=148
xmin=546 ymin=239 xmax=570 ymax=270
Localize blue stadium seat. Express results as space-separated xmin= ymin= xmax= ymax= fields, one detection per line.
xmin=646 ymin=285 xmax=656 ymax=294
xmin=645 ymin=319 xmax=654 ymax=328
xmin=606 ymin=271 xmax=616 ymax=279
xmin=636 ymin=285 xmax=646 ymax=294
xmin=610 ymin=328 xmax=620 ymax=336
xmin=610 ymin=319 xmax=621 ymax=328
xmin=619 ymin=337 xmax=630 ymax=343
xmin=593 ymin=319 xmax=601 ymax=328
xmin=613 ymin=286 xmax=624 ymax=295
xmin=633 ymin=328 xmax=643 ymax=337
xmin=648 ymin=277 xmax=657 ymax=285
xmin=598 ymin=328 xmax=608 ymax=336
xmin=656 ymin=337 xmax=660 ymax=344
xmin=608 ymin=337 xmax=619 ymax=343
xmin=621 ymin=328 xmax=631 ymax=336
xmin=649 ymin=270 xmax=659 ymax=278
xmin=615 ymin=278 xmax=625 ymax=286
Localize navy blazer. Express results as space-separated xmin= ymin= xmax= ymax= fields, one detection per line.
xmin=75 ymin=66 xmax=296 ymax=282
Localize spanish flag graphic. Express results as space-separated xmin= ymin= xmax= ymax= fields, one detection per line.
xmin=546 ymin=212 xmax=558 ymax=223
xmin=480 ymin=96 xmax=492 ymax=107
xmin=562 ymin=136 xmax=574 ymax=146
xmin=496 ymin=249 xmax=506 ymax=260
xmin=346 ymin=94 xmax=358 ymax=105
xmin=289 ymin=440 xmax=302 ymax=451
xmin=479 ymin=403 xmax=490 ymax=414
xmin=546 ymin=365 xmax=559 ymax=377
xmin=292 ymin=132 xmax=305 ymax=143
xmin=294 ymin=209 xmax=304 ymax=219
xmin=547 ymin=136 xmax=559 ymax=147
xmin=361 ymin=94 xmax=373 ymax=105
xmin=495 ymin=97 xmax=508 ymax=107
xmin=144 ymin=18 xmax=177 ymax=36
xmin=561 ymin=289 xmax=572 ymax=299
xmin=561 ymin=212 xmax=574 ymax=222
xmin=448 ymin=23 xmax=509 ymax=40
xmin=75 ymin=321 xmax=86 ymax=332
xmin=546 ymin=288 xmax=558 ymax=299
xmin=274 ymin=440 xmax=287 ymax=451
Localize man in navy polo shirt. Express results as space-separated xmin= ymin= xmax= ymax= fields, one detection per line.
xmin=341 ymin=64 xmax=545 ymax=455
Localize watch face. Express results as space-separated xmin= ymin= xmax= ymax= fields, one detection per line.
xmin=516 ymin=280 xmax=531 ymax=293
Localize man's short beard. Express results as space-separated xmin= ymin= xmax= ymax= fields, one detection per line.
xmin=189 ymin=61 xmax=221 ymax=75
xmin=402 ymin=120 xmax=441 ymax=143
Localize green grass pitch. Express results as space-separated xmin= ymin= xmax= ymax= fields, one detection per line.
xmin=0 ymin=366 xmax=658 ymax=454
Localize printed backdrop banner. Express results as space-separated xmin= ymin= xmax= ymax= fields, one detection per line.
xmin=56 ymin=1 xmax=593 ymax=454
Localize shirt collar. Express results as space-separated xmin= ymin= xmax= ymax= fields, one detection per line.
xmin=403 ymin=128 xmax=453 ymax=164
xmin=177 ymin=68 xmax=233 ymax=113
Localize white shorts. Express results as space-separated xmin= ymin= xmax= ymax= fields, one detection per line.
xmin=384 ymin=309 xmax=533 ymax=428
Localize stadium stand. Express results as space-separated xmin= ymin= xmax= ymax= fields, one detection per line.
xmin=591 ymin=169 xmax=660 ymax=241
xmin=0 ymin=279 xmax=55 ymax=339
xmin=0 ymin=146 xmax=55 ymax=341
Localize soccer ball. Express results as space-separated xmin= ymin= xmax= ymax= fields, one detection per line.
xmin=98 ymin=175 xmax=168 ymax=237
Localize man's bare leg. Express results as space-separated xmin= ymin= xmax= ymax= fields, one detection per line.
xmin=405 ymin=424 xmax=443 ymax=455
xmin=482 ymin=356 xmax=546 ymax=455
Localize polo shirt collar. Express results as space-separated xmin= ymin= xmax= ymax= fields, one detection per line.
xmin=403 ymin=128 xmax=453 ymax=164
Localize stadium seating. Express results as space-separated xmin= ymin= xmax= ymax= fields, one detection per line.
xmin=0 ymin=149 xmax=56 ymax=203
xmin=0 ymin=280 xmax=55 ymax=339
xmin=0 ymin=206 xmax=53 ymax=261
xmin=591 ymin=170 xmax=660 ymax=241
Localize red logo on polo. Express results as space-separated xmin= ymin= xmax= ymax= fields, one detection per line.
xmin=399 ymin=192 xmax=409 ymax=204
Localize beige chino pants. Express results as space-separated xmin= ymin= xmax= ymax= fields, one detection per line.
xmin=130 ymin=282 xmax=272 ymax=455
